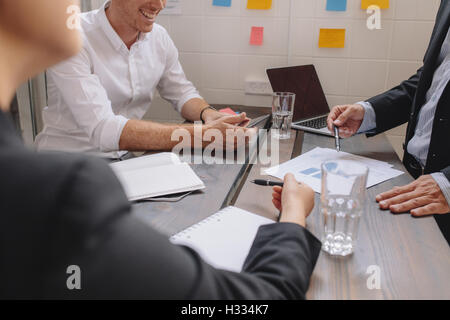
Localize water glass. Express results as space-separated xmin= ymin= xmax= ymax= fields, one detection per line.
xmin=271 ymin=92 xmax=295 ymax=140
xmin=321 ymin=160 xmax=369 ymax=256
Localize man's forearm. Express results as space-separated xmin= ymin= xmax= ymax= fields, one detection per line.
xmin=119 ymin=119 xmax=199 ymax=151
xmin=180 ymin=97 xmax=210 ymax=122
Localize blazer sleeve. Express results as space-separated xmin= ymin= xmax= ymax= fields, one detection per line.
xmin=44 ymin=157 xmax=321 ymax=300
xmin=443 ymin=166 xmax=450 ymax=183
xmin=366 ymin=67 xmax=423 ymax=134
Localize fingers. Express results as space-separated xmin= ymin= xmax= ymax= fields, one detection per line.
xmin=389 ymin=197 xmax=432 ymax=214
xmin=411 ymin=203 xmax=446 ymax=217
xmin=223 ymin=113 xmax=247 ymax=125
xmin=272 ymin=191 xmax=281 ymax=201
xmin=378 ymin=191 xmax=419 ymax=210
xmin=272 ymin=198 xmax=282 ymax=211
xmin=376 ymin=183 xmax=416 ymax=202
xmin=327 ymin=106 xmax=345 ymax=132
xmin=334 ymin=107 xmax=353 ymax=127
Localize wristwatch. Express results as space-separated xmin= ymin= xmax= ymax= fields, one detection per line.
xmin=200 ymin=106 xmax=217 ymax=124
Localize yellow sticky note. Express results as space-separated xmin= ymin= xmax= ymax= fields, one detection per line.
xmin=361 ymin=0 xmax=389 ymax=9
xmin=247 ymin=0 xmax=272 ymax=10
xmin=318 ymin=29 xmax=346 ymax=48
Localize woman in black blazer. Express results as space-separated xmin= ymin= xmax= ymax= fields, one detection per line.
xmin=0 ymin=0 xmax=320 ymax=299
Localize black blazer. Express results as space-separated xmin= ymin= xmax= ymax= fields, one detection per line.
xmin=365 ymin=0 xmax=450 ymax=242
xmin=0 ymin=111 xmax=321 ymax=299
xmin=367 ymin=0 xmax=449 ymax=180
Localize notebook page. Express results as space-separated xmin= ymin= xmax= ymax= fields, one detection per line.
xmin=170 ymin=207 xmax=275 ymax=272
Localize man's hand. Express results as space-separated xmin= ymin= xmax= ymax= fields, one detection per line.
xmin=327 ymin=104 xmax=365 ymax=138
xmin=203 ymin=109 xmax=250 ymax=127
xmin=272 ymin=174 xmax=315 ymax=227
xmin=376 ymin=175 xmax=450 ymax=216
xmin=204 ymin=113 xmax=256 ymax=150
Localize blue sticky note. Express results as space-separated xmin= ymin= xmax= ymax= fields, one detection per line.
xmin=326 ymin=0 xmax=347 ymax=11
xmin=213 ymin=0 xmax=232 ymax=7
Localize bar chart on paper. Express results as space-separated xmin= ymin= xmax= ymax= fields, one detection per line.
xmin=264 ymin=147 xmax=404 ymax=193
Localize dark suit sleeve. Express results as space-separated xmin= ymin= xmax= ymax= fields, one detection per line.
xmin=442 ymin=166 xmax=450 ymax=182
xmin=366 ymin=67 xmax=423 ymax=134
xmin=44 ymin=158 xmax=321 ymax=300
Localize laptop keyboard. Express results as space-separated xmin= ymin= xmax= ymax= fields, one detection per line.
xmin=297 ymin=116 xmax=328 ymax=129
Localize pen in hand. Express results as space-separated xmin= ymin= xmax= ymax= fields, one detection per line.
xmin=334 ymin=125 xmax=341 ymax=152
xmin=251 ymin=179 xmax=284 ymax=187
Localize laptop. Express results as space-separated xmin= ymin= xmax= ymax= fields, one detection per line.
xmin=266 ymin=65 xmax=333 ymax=137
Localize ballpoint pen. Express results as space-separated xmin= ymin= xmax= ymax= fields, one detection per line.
xmin=251 ymin=179 xmax=284 ymax=187
xmin=334 ymin=125 xmax=341 ymax=152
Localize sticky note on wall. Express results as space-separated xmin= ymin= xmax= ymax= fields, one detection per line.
xmin=327 ymin=0 xmax=347 ymax=11
xmin=247 ymin=0 xmax=272 ymax=10
xmin=250 ymin=26 xmax=264 ymax=46
xmin=318 ymin=29 xmax=346 ymax=48
xmin=361 ymin=0 xmax=389 ymax=9
xmin=213 ymin=0 xmax=232 ymax=7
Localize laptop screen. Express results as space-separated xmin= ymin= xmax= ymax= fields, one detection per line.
xmin=267 ymin=65 xmax=330 ymax=123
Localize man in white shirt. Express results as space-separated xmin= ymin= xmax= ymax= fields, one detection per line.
xmin=35 ymin=0 xmax=249 ymax=158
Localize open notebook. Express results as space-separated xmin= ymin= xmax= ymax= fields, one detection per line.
xmin=110 ymin=153 xmax=205 ymax=201
xmin=170 ymin=206 xmax=275 ymax=272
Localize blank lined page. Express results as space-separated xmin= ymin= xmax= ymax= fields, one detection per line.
xmin=170 ymin=207 xmax=275 ymax=272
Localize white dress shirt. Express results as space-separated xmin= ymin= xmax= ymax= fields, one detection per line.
xmin=35 ymin=1 xmax=202 ymax=158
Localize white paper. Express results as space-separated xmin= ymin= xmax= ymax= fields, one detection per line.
xmin=265 ymin=147 xmax=404 ymax=194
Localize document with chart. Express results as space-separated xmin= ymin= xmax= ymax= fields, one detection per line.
xmin=110 ymin=153 xmax=205 ymax=201
xmin=264 ymin=147 xmax=404 ymax=193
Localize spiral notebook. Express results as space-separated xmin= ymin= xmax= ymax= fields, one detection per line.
xmin=170 ymin=206 xmax=275 ymax=272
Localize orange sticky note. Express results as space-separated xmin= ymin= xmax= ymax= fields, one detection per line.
xmin=250 ymin=26 xmax=264 ymax=46
xmin=247 ymin=0 xmax=272 ymax=10
xmin=318 ymin=28 xmax=346 ymax=48
xmin=361 ymin=0 xmax=389 ymax=9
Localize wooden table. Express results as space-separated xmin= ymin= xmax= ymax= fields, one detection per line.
xmin=133 ymin=106 xmax=450 ymax=299
xmin=235 ymin=130 xmax=450 ymax=300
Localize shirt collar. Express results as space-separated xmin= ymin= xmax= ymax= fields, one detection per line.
xmin=97 ymin=1 xmax=125 ymax=51
xmin=97 ymin=1 xmax=152 ymax=52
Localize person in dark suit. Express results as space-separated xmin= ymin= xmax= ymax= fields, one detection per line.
xmin=0 ymin=0 xmax=320 ymax=299
xmin=327 ymin=0 xmax=450 ymax=244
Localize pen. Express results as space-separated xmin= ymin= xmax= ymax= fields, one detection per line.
xmin=251 ymin=179 xmax=284 ymax=187
xmin=334 ymin=125 xmax=341 ymax=152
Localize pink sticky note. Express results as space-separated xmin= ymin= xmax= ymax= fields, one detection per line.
xmin=219 ymin=108 xmax=237 ymax=115
xmin=250 ymin=26 xmax=264 ymax=46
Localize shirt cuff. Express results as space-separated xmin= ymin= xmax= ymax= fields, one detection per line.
xmin=356 ymin=101 xmax=377 ymax=134
xmin=93 ymin=115 xmax=129 ymax=152
xmin=431 ymin=173 xmax=450 ymax=209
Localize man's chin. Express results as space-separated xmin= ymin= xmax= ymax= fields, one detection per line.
xmin=138 ymin=22 xmax=154 ymax=33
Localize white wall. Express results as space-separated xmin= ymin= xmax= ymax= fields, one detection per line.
xmin=92 ymin=0 xmax=441 ymax=157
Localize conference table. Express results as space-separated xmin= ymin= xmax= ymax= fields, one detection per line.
xmin=132 ymin=106 xmax=450 ymax=300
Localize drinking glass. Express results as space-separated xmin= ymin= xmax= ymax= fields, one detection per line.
xmin=271 ymin=92 xmax=295 ymax=140
xmin=321 ymin=160 xmax=369 ymax=256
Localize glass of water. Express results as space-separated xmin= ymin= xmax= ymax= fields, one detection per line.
xmin=271 ymin=92 xmax=295 ymax=140
xmin=321 ymin=160 xmax=368 ymax=256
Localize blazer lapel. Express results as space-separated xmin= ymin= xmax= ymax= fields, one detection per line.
xmin=406 ymin=0 xmax=450 ymax=140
